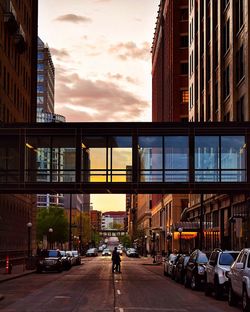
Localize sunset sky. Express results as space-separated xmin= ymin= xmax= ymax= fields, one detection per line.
xmin=38 ymin=0 xmax=159 ymax=211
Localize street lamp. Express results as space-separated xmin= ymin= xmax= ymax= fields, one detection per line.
xmin=178 ymin=227 xmax=183 ymax=253
xmin=48 ymin=228 xmax=53 ymax=249
xmin=144 ymin=235 xmax=148 ymax=257
xmin=27 ymin=222 xmax=32 ymax=259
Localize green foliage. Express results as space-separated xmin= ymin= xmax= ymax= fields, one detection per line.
xmin=120 ymin=234 xmax=131 ymax=248
xmin=36 ymin=206 xmax=68 ymax=243
xmin=112 ymin=222 xmax=123 ymax=230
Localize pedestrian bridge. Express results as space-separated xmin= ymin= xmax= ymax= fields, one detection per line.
xmin=0 ymin=122 xmax=249 ymax=194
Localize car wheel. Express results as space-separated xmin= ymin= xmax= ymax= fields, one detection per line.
xmin=184 ymin=274 xmax=189 ymax=288
xmin=214 ymin=279 xmax=222 ymax=300
xmin=204 ymin=281 xmax=212 ymax=296
xmin=190 ymin=274 xmax=198 ymax=290
xmin=242 ymin=287 xmax=250 ymax=312
xmin=228 ymin=282 xmax=237 ymax=306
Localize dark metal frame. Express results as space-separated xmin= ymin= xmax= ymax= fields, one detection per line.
xmin=0 ymin=121 xmax=249 ymax=194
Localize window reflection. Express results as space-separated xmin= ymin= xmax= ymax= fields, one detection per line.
xmin=138 ymin=136 xmax=163 ymax=182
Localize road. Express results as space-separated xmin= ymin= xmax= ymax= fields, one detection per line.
xmin=0 ymin=256 xmax=241 ymax=312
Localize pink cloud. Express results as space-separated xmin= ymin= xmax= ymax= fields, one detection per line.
xmin=54 ymin=14 xmax=92 ymax=24
xmin=55 ymin=71 xmax=149 ymax=122
xmin=108 ymin=41 xmax=150 ymax=61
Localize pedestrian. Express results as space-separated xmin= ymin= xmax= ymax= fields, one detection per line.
xmin=112 ymin=247 xmax=121 ymax=273
xmin=112 ymin=247 xmax=118 ymax=273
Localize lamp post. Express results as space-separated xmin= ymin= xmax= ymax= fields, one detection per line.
xmin=27 ymin=222 xmax=32 ymax=258
xmin=178 ymin=227 xmax=183 ymax=253
xmin=144 ymin=235 xmax=147 ymax=257
xmin=48 ymin=228 xmax=53 ymax=249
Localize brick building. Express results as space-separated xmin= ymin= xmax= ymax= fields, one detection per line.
xmin=0 ymin=0 xmax=38 ymax=256
xmin=150 ymin=0 xmax=189 ymax=253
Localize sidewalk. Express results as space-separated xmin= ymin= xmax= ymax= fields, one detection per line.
xmin=0 ymin=263 xmax=35 ymax=283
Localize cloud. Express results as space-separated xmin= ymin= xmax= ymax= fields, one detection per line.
xmin=50 ymin=48 xmax=70 ymax=61
xmin=54 ymin=14 xmax=92 ymax=24
xmin=55 ymin=71 xmax=149 ymax=122
xmin=106 ymin=73 xmax=139 ymax=84
xmin=108 ymin=41 xmax=150 ymax=61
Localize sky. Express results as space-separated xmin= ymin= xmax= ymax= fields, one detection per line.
xmin=38 ymin=0 xmax=159 ymax=212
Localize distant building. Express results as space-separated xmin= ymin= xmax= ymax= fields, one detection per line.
xmin=102 ymin=211 xmax=126 ymax=230
xmin=37 ymin=37 xmax=54 ymax=116
xmin=90 ymin=210 xmax=102 ymax=231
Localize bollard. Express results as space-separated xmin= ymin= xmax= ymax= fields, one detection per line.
xmin=5 ymin=256 xmax=12 ymax=274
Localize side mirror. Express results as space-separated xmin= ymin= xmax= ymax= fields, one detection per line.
xmin=235 ymin=262 xmax=244 ymax=270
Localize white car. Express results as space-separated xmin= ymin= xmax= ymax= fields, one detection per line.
xmin=102 ymin=248 xmax=111 ymax=256
xmin=228 ymin=248 xmax=250 ymax=311
xmin=163 ymin=253 xmax=179 ymax=277
xmin=205 ymin=249 xmax=239 ymax=299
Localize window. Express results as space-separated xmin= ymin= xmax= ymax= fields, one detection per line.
xmin=236 ymin=0 xmax=244 ymax=33
xmin=37 ymin=96 xmax=44 ymax=104
xmin=37 ymin=85 xmax=44 ymax=93
xmin=180 ymin=63 xmax=188 ymax=75
xmin=37 ymin=52 xmax=44 ymax=60
xmin=236 ymin=45 xmax=244 ymax=83
xmin=223 ymin=65 xmax=230 ymax=99
xmin=37 ymin=74 xmax=44 ymax=82
xmin=223 ymin=19 xmax=230 ymax=55
xmin=37 ymin=63 xmax=44 ymax=71
xmin=237 ymin=96 xmax=244 ymax=121
xmin=180 ymin=8 xmax=188 ymax=21
xmin=181 ymin=90 xmax=189 ymax=103
xmin=180 ymin=35 xmax=188 ymax=48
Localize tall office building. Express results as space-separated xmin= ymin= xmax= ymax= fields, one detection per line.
xmin=37 ymin=37 xmax=54 ymax=116
xmin=150 ymin=0 xmax=189 ymax=253
xmin=0 ymin=0 xmax=38 ymax=255
xmin=187 ymin=0 xmax=250 ymax=250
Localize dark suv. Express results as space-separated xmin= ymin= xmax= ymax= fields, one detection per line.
xmin=184 ymin=249 xmax=208 ymax=290
xmin=36 ymin=250 xmax=63 ymax=273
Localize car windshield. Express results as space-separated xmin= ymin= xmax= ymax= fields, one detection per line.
xmin=129 ymin=249 xmax=136 ymax=252
xmin=219 ymin=253 xmax=239 ymax=265
xmin=197 ymin=253 xmax=208 ymax=263
xmin=60 ymin=251 xmax=66 ymax=256
xmin=184 ymin=256 xmax=190 ymax=265
xmin=72 ymin=251 xmax=78 ymax=256
xmin=48 ymin=250 xmax=59 ymax=257
xmin=103 ymin=249 xmax=110 ymax=252
xmin=169 ymin=254 xmax=177 ymax=261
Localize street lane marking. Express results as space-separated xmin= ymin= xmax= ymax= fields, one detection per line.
xmin=117 ymin=289 xmax=121 ymax=295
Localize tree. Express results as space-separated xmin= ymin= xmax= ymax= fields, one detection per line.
xmin=120 ymin=234 xmax=131 ymax=248
xmin=36 ymin=206 xmax=68 ymax=245
xmin=112 ymin=222 xmax=123 ymax=230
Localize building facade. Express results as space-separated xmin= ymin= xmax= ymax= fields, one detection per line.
xmin=90 ymin=210 xmax=102 ymax=231
xmin=151 ymin=0 xmax=189 ymax=254
xmin=0 ymin=0 xmax=38 ymax=256
xmin=102 ymin=211 xmax=126 ymax=230
xmin=187 ymin=0 xmax=250 ymax=251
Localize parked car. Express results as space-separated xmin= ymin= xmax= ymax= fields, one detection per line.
xmin=102 ymin=248 xmax=112 ymax=256
xmin=86 ymin=248 xmax=98 ymax=257
xmin=117 ymin=248 xmax=123 ymax=255
xmin=174 ymin=254 xmax=190 ymax=283
xmin=72 ymin=250 xmax=81 ymax=265
xmin=36 ymin=250 xmax=63 ymax=273
xmin=184 ymin=249 xmax=208 ymax=290
xmin=126 ymin=248 xmax=139 ymax=258
xmin=66 ymin=251 xmax=77 ymax=266
xmin=228 ymin=248 xmax=250 ymax=311
xmin=59 ymin=250 xmax=72 ymax=270
xmin=205 ymin=249 xmax=239 ymax=299
xmin=163 ymin=253 xmax=179 ymax=277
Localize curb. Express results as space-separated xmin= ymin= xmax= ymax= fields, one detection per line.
xmin=0 ymin=270 xmax=35 ymax=284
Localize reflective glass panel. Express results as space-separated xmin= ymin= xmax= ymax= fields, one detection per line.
xmin=164 ymin=136 xmax=189 ymax=181
xmin=109 ymin=136 xmax=132 ymax=182
xmin=81 ymin=137 xmax=106 ymax=182
xmin=138 ymin=136 xmax=163 ymax=182
xmin=221 ymin=136 xmax=246 ymax=181
xmin=195 ymin=136 xmax=219 ymax=182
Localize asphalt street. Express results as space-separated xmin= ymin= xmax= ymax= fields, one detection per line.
xmin=0 ymin=256 xmax=241 ymax=312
